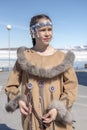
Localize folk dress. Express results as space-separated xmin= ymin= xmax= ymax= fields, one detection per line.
xmin=5 ymin=47 xmax=78 ymax=130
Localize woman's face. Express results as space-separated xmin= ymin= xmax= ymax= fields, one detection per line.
xmin=35 ymin=18 xmax=53 ymax=46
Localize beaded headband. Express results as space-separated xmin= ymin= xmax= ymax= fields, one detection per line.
xmin=31 ymin=21 xmax=52 ymax=30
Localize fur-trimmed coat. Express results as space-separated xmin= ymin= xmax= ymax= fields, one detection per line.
xmin=5 ymin=47 xmax=78 ymax=130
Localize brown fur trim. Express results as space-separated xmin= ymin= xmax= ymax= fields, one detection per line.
xmin=5 ymin=95 xmax=27 ymax=112
xmin=17 ymin=47 xmax=75 ymax=78
xmin=47 ymin=100 xmax=73 ymax=125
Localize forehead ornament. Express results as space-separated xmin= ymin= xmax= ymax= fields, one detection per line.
xmin=31 ymin=21 xmax=52 ymax=30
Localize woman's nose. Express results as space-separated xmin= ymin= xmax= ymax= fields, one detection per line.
xmin=45 ymin=31 xmax=49 ymax=36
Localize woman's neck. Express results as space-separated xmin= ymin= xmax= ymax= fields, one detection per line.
xmin=33 ymin=44 xmax=51 ymax=52
xmin=32 ymin=45 xmax=56 ymax=56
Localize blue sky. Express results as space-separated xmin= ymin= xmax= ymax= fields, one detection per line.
xmin=0 ymin=0 xmax=87 ymax=49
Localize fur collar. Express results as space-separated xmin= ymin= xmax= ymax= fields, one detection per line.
xmin=17 ymin=47 xmax=75 ymax=78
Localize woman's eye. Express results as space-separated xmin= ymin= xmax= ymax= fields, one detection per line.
xmin=48 ymin=28 xmax=52 ymax=31
xmin=39 ymin=28 xmax=52 ymax=32
xmin=39 ymin=29 xmax=46 ymax=32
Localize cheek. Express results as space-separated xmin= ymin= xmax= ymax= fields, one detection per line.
xmin=35 ymin=33 xmax=43 ymax=40
xmin=51 ymin=31 xmax=53 ymax=35
xmin=50 ymin=32 xmax=53 ymax=38
xmin=38 ymin=32 xmax=43 ymax=38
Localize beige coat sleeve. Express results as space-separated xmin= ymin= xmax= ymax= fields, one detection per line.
xmin=5 ymin=61 xmax=22 ymax=101
xmin=59 ymin=67 xmax=78 ymax=109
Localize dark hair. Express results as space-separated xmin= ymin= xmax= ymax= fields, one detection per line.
xmin=30 ymin=14 xmax=52 ymax=46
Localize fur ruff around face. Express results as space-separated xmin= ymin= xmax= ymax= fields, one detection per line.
xmin=17 ymin=47 xmax=75 ymax=78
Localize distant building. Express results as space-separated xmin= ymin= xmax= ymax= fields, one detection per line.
xmin=0 ymin=46 xmax=87 ymax=70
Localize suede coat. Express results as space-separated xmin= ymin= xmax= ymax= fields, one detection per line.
xmin=5 ymin=47 xmax=78 ymax=130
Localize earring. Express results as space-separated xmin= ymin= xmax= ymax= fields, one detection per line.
xmin=30 ymin=28 xmax=35 ymax=38
xmin=35 ymin=28 xmax=39 ymax=38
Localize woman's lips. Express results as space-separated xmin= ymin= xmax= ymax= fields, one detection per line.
xmin=43 ymin=38 xmax=50 ymax=41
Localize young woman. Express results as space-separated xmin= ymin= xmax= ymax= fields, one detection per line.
xmin=5 ymin=14 xmax=78 ymax=130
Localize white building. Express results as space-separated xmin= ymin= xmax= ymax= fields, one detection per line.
xmin=0 ymin=47 xmax=87 ymax=70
